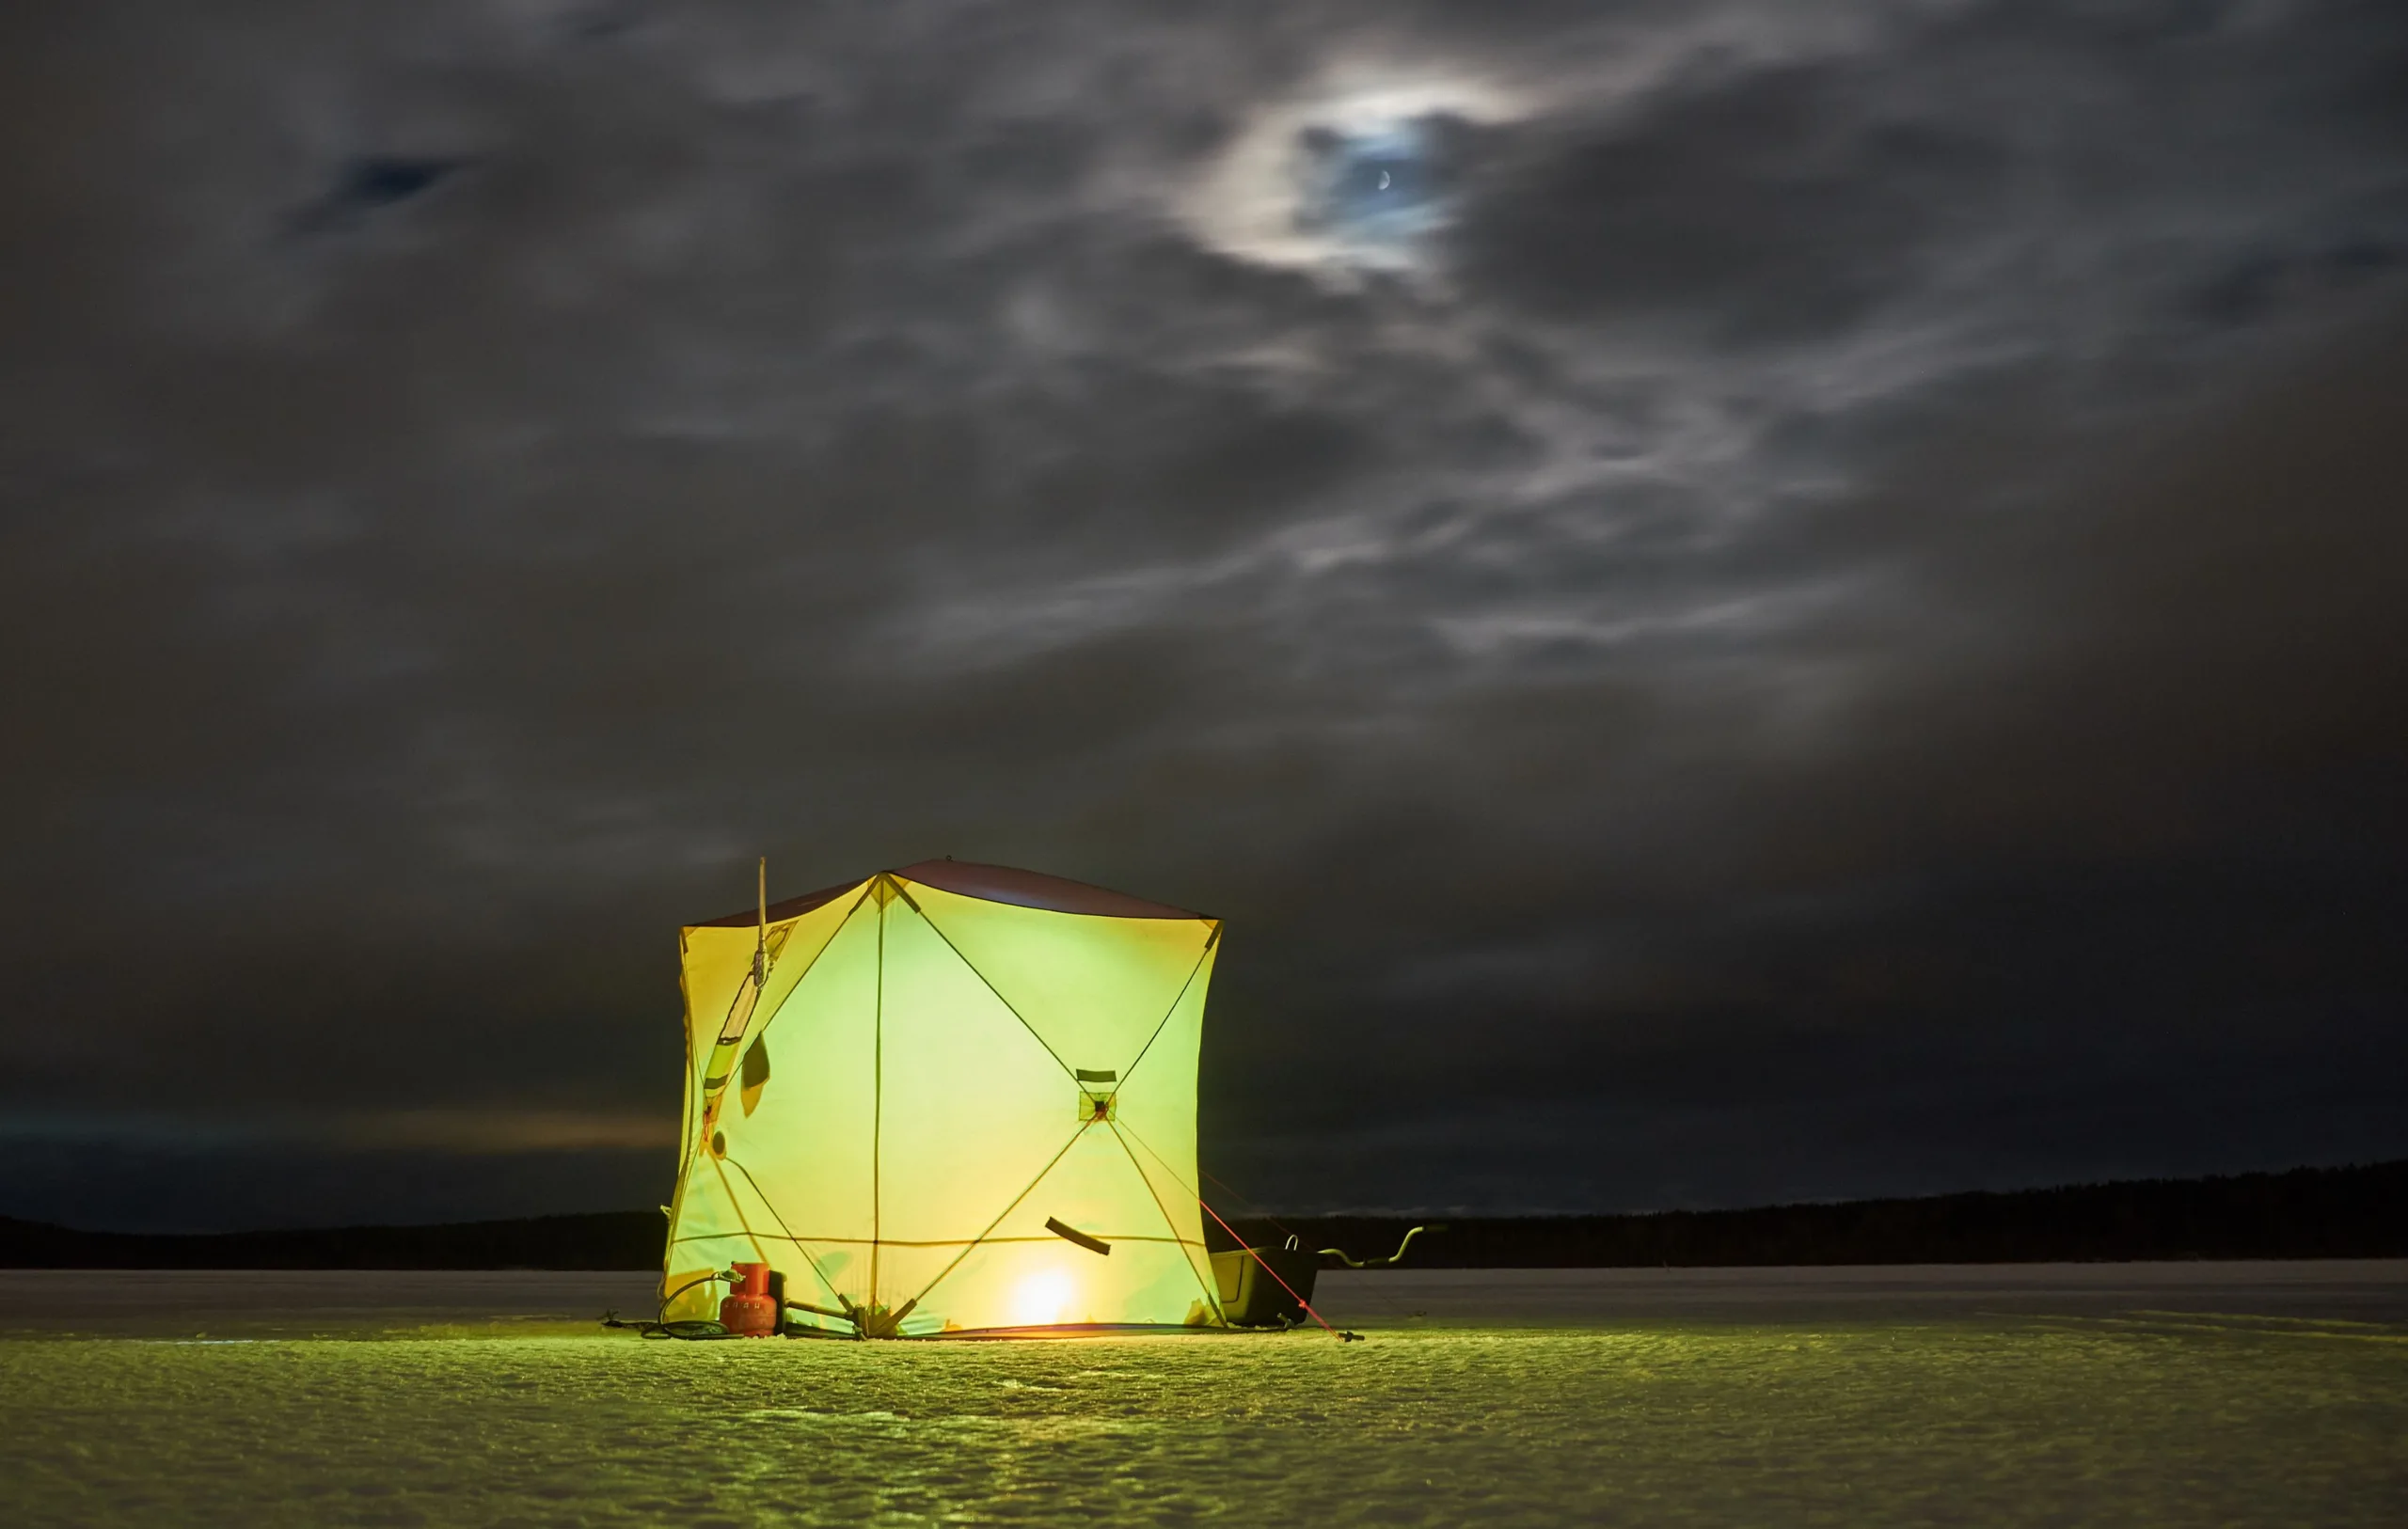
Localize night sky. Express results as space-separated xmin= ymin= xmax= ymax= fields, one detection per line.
xmin=5 ymin=3 xmax=2404 ymax=1232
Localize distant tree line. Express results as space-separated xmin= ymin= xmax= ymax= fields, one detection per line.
xmin=1217 ymin=1160 xmax=2408 ymax=1268
xmin=0 ymin=1210 xmax=663 ymax=1270
xmin=2 ymin=1159 xmax=2399 ymax=1270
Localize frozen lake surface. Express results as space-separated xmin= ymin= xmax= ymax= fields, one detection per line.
xmin=3 ymin=1263 xmax=2402 ymax=1525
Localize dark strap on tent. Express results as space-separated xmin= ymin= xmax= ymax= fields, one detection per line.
xmin=1044 ymin=1218 xmax=1112 ymax=1255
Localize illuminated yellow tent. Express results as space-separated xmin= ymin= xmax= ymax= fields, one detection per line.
xmin=661 ymin=859 xmax=1225 ymax=1336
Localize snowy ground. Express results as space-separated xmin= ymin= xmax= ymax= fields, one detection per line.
xmin=3 ymin=1263 xmax=2402 ymax=1525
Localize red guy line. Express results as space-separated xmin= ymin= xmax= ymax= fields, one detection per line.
xmin=1196 ymin=1196 xmax=1344 ymax=1340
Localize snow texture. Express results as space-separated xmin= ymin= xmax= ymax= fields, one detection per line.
xmin=1 ymin=1268 xmax=2401 ymax=1526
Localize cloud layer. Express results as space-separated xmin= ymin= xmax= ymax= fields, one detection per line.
xmin=3 ymin=1 xmax=2404 ymax=1227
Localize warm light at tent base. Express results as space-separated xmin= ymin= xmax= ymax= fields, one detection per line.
xmin=1012 ymin=1269 xmax=1077 ymax=1327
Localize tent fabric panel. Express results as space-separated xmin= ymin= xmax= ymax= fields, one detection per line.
xmin=1103 ymin=947 xmax=1214 ymax=1297
xmin=871 ymin=895 xmax=1085 ymax=1259
xmin=660 ymin=1266 xmax=721 ymax=1323
xmin=748 ymin=888 xmax=867 ymax=1042
xmin=903 ymin=882 xmax=1215 ymax=1080
xmin=933 ymin=1122 xmax=1193 ymax=1248
xmin=962 ymin=1055 xmax=1213 ymax=1292
xmin=677 ymin=924 xmax=753 ymax=1066
xmin=676 ymin=884 xmax=863 ymax=1064
xmin=907 ymin=1126 xmax=1216 ymax=1329
xmin=714 ymin=1158 xmax=872 ymax=1313
xmin=677 ymin=1029 xmax=697 ymax=1174
xmin=1111 ymin=1121 xmax=1215 ymax=1313
xmin=708 ymin=892 xmax=882 ymax=1257
xmin=661 ymin=1153 xmax=761 ymax=1317
xmin=1109 ymin=941 xmax=1211 ymax=1170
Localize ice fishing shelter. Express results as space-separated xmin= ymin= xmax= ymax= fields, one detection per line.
xmin=662 ymin=859 xmax=1224 ymax=1336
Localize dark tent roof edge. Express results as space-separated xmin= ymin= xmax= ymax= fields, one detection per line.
xmin=686 ymin=859 xmax=1208 ymax=927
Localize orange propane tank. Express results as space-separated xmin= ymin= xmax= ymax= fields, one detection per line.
xmin=719 ymin=1262 xmax=779 ymax=1337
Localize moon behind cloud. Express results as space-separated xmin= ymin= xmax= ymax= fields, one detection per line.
xmin=1178 ymin=72 xmax=1531 ymax=274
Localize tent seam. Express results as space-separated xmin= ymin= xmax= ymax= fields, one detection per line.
xmin=872 ymin=878 xmax=886 ymax=1308
xmin=891 ymin=885 xmax=1080 ymax=1083
xmin=705 ymin=1151 xmax=773 ymax=1269
xmin=670 ymin=884 xmax=876 ymax=1290
xmin=1114 ymin=927 xmax=1217 ymax=1091
xmin=740 ymin=884 xmax=878 ymax=1057
xmin=1106 ymin=1118 xmax=1228 ymax=1325
xmin=723 ymin=1150 xmax=848 ymax=1307
xmin=895 ymin=1120 xmax=1096 ymax=1316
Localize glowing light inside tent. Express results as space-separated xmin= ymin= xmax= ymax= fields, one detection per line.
xmin=1011 ymin=1269 xmax=1077 ymax=1327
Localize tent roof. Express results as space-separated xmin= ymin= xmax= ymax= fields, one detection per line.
xmin=687 ymin=859 xmax=1205 ymax=928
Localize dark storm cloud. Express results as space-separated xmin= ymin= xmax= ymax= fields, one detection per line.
xmin=1450 ymin=66 xmax=2010 ymax=340
xmin=2 ymin=1 xmax=2403 ymax=1227
xmin=293 ymin=155 xmax=473 ymax=232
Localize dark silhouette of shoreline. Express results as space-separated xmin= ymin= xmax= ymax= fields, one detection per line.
xmin=1221 ymin=1159 xmax=2406 ymax=1269
xmin=3 ymin=1160 xmax=2398 ymax=1271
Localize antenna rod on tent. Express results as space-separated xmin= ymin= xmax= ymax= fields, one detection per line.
xmin=754 ymin=856 xmax=768 ymax=985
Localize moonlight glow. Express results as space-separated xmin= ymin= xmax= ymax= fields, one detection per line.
xmin=1181 ymin=73 xmax=1529 ymax=275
